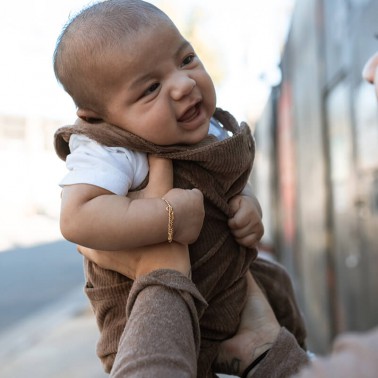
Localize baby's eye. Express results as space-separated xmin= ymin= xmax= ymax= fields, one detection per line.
xmin=181 ymin=54 xmax=195 ymax=67
xmin=143 ymin=82 xmax=160 ymax=96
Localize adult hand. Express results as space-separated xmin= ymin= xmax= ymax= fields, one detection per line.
xmin=128 ymin=154 xmax=174 ymax=199
xmin=215 ymin=273 xmax=280 ymax=375
xmin=77 ymin=241 xmax=190 ymax=280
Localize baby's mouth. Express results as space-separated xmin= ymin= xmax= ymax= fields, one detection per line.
xmin=178 ymin=102 xmax=201 ymax=123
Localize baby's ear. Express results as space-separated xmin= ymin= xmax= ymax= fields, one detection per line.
xmin=76 ymin=108 xmax=103 ymax=124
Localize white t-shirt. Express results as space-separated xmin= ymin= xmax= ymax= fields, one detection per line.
xmin=59 ymin=118 xmax=230 ymax=195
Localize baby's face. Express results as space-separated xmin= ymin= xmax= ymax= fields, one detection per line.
xmin=92 ymin=21 xmax=216 ymax=146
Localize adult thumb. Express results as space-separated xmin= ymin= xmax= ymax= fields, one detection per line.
xmin=147 ymin=155 xmax=173 ymax=195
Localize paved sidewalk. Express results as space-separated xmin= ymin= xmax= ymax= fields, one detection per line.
xmin=0 ymin=287 xmax=107 ymax=378
xmin=0 ymin=308 xmax=107 ymax=378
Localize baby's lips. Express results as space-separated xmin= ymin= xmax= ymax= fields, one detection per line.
xmin=178 ymin=102 xmax=200 ymax=122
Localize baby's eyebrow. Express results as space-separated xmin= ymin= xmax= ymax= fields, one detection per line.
xmin=129 ymin=73 xmax=154 ymax=91
xmin=129 ymin=41 xmax=193 ymax=91
xmin=175 ymin=40 xmax=192 ymax=59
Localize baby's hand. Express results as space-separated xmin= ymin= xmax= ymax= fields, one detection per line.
xmin=228 ymin=193 xmax=264 ymax=249
xmin=130 ymin=155 xmax=205 ymax=245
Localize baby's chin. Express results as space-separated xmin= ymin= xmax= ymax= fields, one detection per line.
xmin=186 ymin=131 xmax=211 ymax=145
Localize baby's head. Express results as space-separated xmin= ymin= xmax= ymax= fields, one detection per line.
xmin=54 ymin=0 xmax=216 ymax=146
xmin=54 ymin=0 xmax=169 ymax=115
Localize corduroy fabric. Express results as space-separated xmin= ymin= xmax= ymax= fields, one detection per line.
xmin=55 ymin=108 xmax=306 ymax=377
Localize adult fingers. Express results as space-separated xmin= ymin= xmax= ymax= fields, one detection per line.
xmin=145 ymin=155 xmax=173 ymax=197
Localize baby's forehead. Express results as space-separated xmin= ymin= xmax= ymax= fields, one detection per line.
xmin=82 ymin=4 xmax=170 ymax=36
xmin=75 ymin=12 xmax=174 ymax=60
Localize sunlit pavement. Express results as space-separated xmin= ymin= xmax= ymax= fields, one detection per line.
xmin=0 ymin=214 xmax=107 ymax=377
xmin=0 ymin=305 xmax=107 ymax=378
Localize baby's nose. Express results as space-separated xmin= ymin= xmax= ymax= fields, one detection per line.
xmin=170 ymin=74 xmax=196 ymax=100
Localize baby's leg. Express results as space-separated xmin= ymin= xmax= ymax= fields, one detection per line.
xmin=84 ymin=259 xmax=133 ymax=373
xmin=214 ymin=271 xmax=280 ymax=376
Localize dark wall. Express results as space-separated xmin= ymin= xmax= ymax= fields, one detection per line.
xmin=254 ymin=0 xmax=378 ymax=353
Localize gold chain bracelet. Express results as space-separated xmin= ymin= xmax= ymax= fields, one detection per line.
xmin=162 ymin=198 xmax=174 ymax=243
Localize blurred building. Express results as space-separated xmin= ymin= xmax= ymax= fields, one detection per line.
xmin=0 ymin=115 xmax=65 ymax=250
xmin=253 ymin=0 xmax=378 ymax=353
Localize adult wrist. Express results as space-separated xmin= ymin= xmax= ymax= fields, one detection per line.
xmin=135 ymin=242 xmax=191 ymax=279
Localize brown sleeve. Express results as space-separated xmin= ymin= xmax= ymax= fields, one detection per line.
xmin=248 ymin=327 xmax=309 ymax=378
xmin=110 ymin=269 xmax=207 ymax=378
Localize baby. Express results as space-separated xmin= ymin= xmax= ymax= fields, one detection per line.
xmin=54 ymin=0 xmax=306 ymax=376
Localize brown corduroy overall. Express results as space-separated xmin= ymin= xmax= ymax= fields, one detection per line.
xmin=55 ymin=108 xmax=307 ymax=377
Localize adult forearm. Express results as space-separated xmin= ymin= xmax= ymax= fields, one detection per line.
xmin=111 ymin=270 xmax=207 ymax=378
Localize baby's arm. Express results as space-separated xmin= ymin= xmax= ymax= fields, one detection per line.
xmin=228 ymin=182 xmax=264 ymax=248
xmin=60 ymin=158 xmax=204 ymax=251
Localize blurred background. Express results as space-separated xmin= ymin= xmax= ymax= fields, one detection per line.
xmin=0 ymin=0 xmax=377 ymax=376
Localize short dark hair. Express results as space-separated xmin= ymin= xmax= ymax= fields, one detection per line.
xmin=53 ymin=0 xmax=170 ymax=111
